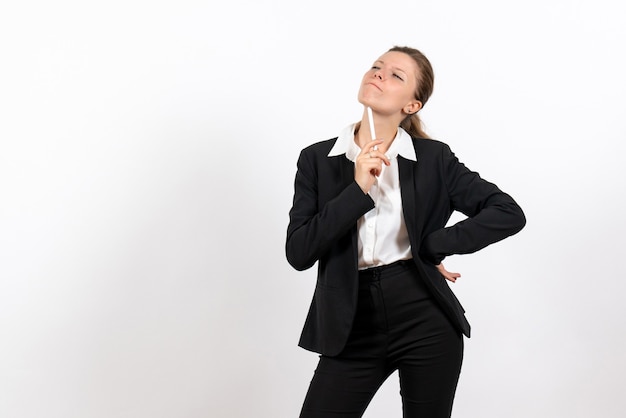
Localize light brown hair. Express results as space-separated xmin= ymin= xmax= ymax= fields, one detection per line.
xmin=389 ymin=46 xmax=434 ymax=139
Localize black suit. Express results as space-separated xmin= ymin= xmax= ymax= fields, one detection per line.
xmin=286 ymin=136 xmax=525 ymax=356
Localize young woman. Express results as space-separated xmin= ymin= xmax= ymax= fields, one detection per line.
xmin=286 ymin=46 xmax=526 ymax=418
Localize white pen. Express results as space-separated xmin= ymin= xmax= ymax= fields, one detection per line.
xmin=367 ymin=107 xmax=378 ymax=151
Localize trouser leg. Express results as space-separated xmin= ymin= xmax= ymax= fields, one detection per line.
xmin=300 ymin=278 xmax=390 ymax=417
xmin=397 ymin=330 xmax=463 ymax=417
xmin=380 ymin=267 xmax=464 ymax=418
xmin=299 ymin=355 xmax=391 ymax=418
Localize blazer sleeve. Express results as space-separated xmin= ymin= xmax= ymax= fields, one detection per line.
xmin=286 ymin=148 xmax=375 ymax=271
xmin=421 ymin=144 xmax=526 ymax=264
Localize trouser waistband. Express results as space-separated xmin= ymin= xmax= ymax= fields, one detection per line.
xmin=358 ymin=259 xmax=416 ymax=282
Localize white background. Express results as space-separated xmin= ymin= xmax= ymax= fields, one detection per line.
xmin=1 ymin=1 xmax=625 ymax=417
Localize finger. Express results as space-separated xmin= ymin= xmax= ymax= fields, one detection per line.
xmin=365 ymin=149 xmax=390 ymax=167
xmin=367 ymin=164 xmax=383 ymax=177
xmin=445 ymin=272 xmax=458 ymax=282
xmin=378 ymin=154 xmax=391 ymax=166
xmin=362 ymin=139 xmax=384 ymax=153
xmin=358 ymin=160 xmax=383 ymax=175
xmin=364 ymin=164 xmax=382 ymax=177
xmin=359 ymin=155 xmax=384 ymax=172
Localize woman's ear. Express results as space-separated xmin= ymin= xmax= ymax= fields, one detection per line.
xmin=404 ymin=100 xmax=423 ymax=115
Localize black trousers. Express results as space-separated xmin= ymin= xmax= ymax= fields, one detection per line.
xmin=300 ymin=260 xmax=464 ymax=418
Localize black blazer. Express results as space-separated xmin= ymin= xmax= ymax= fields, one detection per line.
xmin=286 ymin=136 xmax=525 ymax=356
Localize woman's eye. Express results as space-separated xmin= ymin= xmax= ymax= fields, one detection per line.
xmin=371 ymin=65 xmax=380 ymax=70
xmin=393 ymin=73 xmax=404 ymax=81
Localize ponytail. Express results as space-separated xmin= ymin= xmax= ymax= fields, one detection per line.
xmin=400 ymin=113 xmax=429 ymax=139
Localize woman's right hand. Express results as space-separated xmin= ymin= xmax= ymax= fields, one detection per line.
xmin=355 ymin=139 xmax=390 ymax=194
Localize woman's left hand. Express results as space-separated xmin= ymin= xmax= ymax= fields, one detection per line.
xmin=436 ymin=263 xmax=461 ymax=283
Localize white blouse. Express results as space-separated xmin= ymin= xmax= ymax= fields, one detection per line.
xmin=328 ymin=124 xmax=417 ymax=269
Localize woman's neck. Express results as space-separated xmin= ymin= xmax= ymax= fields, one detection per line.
xmin=355 ymin=111 xmax=401 ymax=154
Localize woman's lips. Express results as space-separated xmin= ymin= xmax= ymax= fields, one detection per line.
xmin=367 ymin=82 xmax=382 ymax=91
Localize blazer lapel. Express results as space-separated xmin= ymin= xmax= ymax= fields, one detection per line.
xmin=398 ymin=156 xmax=424 ymax=247
xmin=338 ymin=155 xmax=360 ymax=265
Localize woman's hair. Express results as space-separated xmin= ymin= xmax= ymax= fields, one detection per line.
xmin=389 ymin=46 xmax=434 ymax=139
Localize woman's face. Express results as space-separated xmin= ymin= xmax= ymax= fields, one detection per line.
xmin=358 ymin=51 xmax=422 ymax=117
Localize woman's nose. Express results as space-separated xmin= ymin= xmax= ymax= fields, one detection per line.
xmin=374 ymin=71 xmax=383 ymax=80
